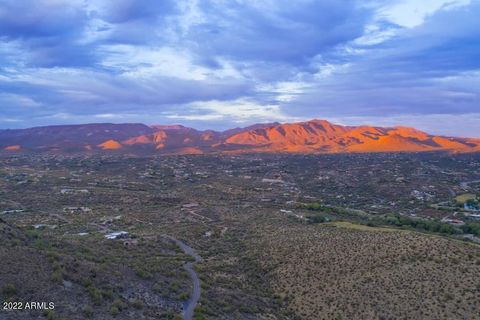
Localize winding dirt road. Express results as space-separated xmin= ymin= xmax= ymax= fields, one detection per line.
xmin=165 ymin=236 xmax=202 ymax=320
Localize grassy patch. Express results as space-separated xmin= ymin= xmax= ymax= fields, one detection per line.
xmin=329 ymin=221 xmax=400 ymax=232
xmin=456 ymin=193 xmax=477 ymax=204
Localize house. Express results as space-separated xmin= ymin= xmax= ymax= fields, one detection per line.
xmin=33 ymin=224 xmax=57 ymax=230
xmin=262 ymin=178 xmax=285 ymax=184
xmin=464 ymin=213 xmax=480 ymax=219
xmin=182 ymin=203 xmax=199 ymax=209
xmin=63 ymin=207 xmax=92 ymax=213
xmin=441 ymin=218 xmax=465 ymax=226
xmin=61 ymin=188 xmax=89 ymax=195
xmin=105 ymin=231 xmax=129 ymax=240
xmin=1 ymin=209 xmax=25 ymax=215
xmin=100 ymin=215 xmax=122 ymax=224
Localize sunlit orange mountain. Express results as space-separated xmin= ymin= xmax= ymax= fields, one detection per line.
xmin=98 ymin=139 xmax=123 ymax=150
xmin=218 ymin=120 xmax=480 ymax=153
xmin=1 ymin=120 xmax=479 ymax=154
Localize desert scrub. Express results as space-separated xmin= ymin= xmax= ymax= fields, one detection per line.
xmin=82 ymin=305 xmax=94 ymax=318
xmin=110 ymin=305 xmax=119 ymax=317
xmin=86 ymin=285 xmax=103 ymax=306
xmin=175 ymin=291 xmax=190 ymax=300
xmin=43 ymin=310 xmax=56 ymax=320
xmin=110 ymin=299 xmax=126 ymax=317
xmin=134 ymin=266 xmax=152 ymax=279
xmin=129 ymin=298 xmax=144 ymax=309
xmin=248 ymin=219 xmax=480 ymax=320
xmin=2 ymin=283 xmax=16 ymax=296
xmin=50 ymin=269 xmax=64 ymax=284
xmin=50 ymin=261 xmax=66 ymax=284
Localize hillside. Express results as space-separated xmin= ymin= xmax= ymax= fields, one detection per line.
xmin=1 ymin=120 xmax=479 ymax=154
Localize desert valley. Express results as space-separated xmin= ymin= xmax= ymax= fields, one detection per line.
xmin=1 ymin=0 xmax=480 ymax=319
xmin=1 ymin=121 xmax=480 ymax=319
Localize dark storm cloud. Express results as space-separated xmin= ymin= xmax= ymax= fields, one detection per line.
xmin=187 ymin=0 xmax=371 ymax=65
xmin=92 ymin=0 xmax=178 ymax=45
xmin=0 ymin=0 xmax=93 ymax=67
xmin=95 ymin=0 xmax=177 ymax=24
xmin=0 ymin=0 xmax=86 ymax=39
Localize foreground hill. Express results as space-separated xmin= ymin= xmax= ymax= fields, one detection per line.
xmin=250 ymin=219 xmax=480 ymax=320
xmin=1 ymin=120 xmax=479 ymax=154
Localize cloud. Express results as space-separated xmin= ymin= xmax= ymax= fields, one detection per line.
xmin=0 ymin=0 xmax=87 ymax=39
xmin=0 ymin=0 xmax=94 ymax=67
xmin=179 ymin=98 xmax=290 ymax=121
xmin=0 ymin=0 xmax=179 ymax=67
xmin=0 ymin=92 xmax=42 ymax=108
xmin=88 ymin=0 xmax=179 ymax=45
xmin=183 ymin=0 xmax=372 ymax=65
xmin=0 ymin=0 xmax=478 ymax=136
xmin=279 ymin=2 xmax=480 ymax=125
xmin=0 ymin=65 xmax=254 ymax=128
xmin=379 ymin=0 xmax=471 ymax=28
xmin=93 ymin=0 xmax=177 ymax=24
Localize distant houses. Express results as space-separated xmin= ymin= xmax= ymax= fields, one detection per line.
xmin=441 ymin=218 xmax=465 ymax=226
xmin=60 ymin=188 xmax=89 ymax=195
xmin=33 ymin=224 xmax=57 ymax=230
xmin=182 ymin=203 xmax=199 ymax=209
xmin=1 ymin=209 xmax=25 ymax=215
xmin=105 ymin=231 xmax=129 ymax=240
xmin=262 ymin=178 xmax=285 ymax=184
xmin=63 ymin=207 xmax=92 ymax=213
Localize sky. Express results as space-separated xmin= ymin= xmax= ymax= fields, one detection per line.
xmin=0 ymin=0 xmax=479 ymax=137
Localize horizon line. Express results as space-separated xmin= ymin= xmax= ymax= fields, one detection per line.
xmin=1 ymin=119 xmax=478 ymax=139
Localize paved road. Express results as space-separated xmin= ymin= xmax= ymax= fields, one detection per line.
xmin=165 ymin=236 xmax=202 ymax=320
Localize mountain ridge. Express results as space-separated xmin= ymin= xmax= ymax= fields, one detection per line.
xmin=1 ymin=120 xmax=479 ymax=154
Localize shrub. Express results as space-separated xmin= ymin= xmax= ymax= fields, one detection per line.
xmin=112 ymin=299 xmax=126 ymax=311
xmin=43 ymin=310 xmax=56 ymax=320
xmin=383 ymin=214 xmax=458 ymax=235
xmin=87 ymin=286 xmax=103 ymax=306
xmin=110 ymin=305 xmax=119 ymax=317
xmin=176 ymin=292 xmax=190 ymax=300
xmin=82 ymin=305 xmax=94 ymax=318
xmin=134 ymin=267 xmax=152 ymax=279
xmin=2 ymin=283 xmax=16 ymax=296
xmin=101 ymin=288 xmax=114 ymax=300
xmin=461 ymin=222 xmax=480 ymax=236
xmin=306 ymin=214 xmax=327 ymax=223
xmin=303 ymin=202 xmax=325 ymax=211
xmin=80 ymin=277 xmax=93 ymax=288
xmin=51 ymin=269 xmax=64 ymax=284
xmin=130 ymin=299 xmax=143 ymax=309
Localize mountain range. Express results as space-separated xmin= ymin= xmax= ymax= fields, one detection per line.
xmin=1 ymin=120 xmax=479 ymax=154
